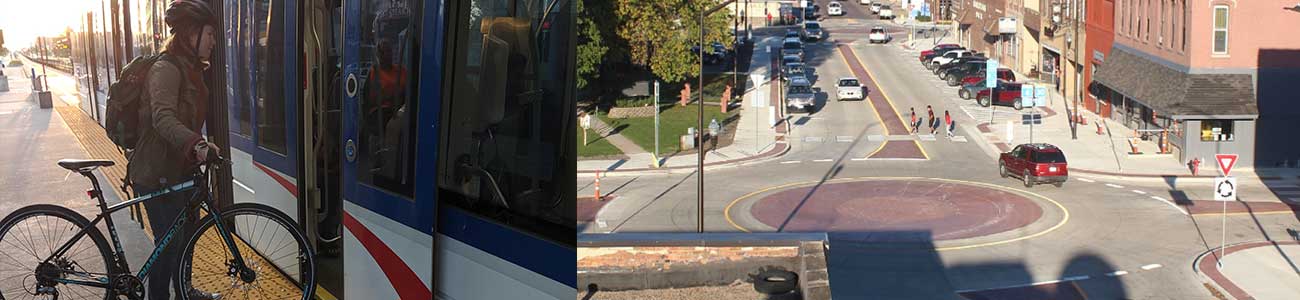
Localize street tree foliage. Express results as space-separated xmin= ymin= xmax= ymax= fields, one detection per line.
xmin=614 ymin=0 xmax=734 ymax=83
xmin=576 ymin=0 xmax=609 ymax=90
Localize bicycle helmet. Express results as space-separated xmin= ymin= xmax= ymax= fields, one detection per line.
xmin=164 ymin=0 xmax=217 ymax=34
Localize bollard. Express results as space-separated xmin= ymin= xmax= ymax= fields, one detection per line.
xmin=1096 ymin=120 xmax=1104 ymax=135
xmin=594 ymin=171 xmax=602 ymax=201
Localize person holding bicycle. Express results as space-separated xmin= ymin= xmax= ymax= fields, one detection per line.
xmin=128 ymin=1 xmax=221 ymax=299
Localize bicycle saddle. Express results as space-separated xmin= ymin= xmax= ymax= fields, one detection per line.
xmin=57 ymin=159 xmax=115 ymax=171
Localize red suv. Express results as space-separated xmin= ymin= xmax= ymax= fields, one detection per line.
xmin=975 ymin=82 xmax=1026 ymax=110
xmin=959 ymin=68 xmax=1016 ymax=86
xmin=999 ymin=143 xmax=1068 ymax=187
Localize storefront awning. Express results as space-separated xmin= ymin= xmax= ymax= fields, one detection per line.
xmin=1093 ymin=47 xmax=1259 ymax=119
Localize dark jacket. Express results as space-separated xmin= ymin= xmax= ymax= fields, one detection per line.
xmin=128 ymin=54 xmax=206 ymax=190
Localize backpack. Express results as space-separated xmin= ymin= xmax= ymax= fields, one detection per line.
xmin=105 ymin=54 xmax=179 ymax=150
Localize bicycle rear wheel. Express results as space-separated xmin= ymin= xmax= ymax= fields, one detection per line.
xmin=178 ymin=203 xmax=315 ymax=300
xmin=0 ymin=205 xmax=113 ymax=300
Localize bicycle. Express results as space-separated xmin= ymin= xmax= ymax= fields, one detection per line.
xmin=0 ymin=157 xmax=315 ymax=300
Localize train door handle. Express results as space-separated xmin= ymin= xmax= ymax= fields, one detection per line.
xmin=345 ymin=73 xmax=358 ymax=97
xmin=345 ymin=139 xmax=356 ymax=162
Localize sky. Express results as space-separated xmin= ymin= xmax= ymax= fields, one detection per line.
xmin=0 ymin=0 xmax=94 ymax=49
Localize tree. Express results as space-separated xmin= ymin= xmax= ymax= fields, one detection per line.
xmin=614 ymin=0 xmax=733 ymax=83
xmin=576 ymin=0 xmax=609 ymax=90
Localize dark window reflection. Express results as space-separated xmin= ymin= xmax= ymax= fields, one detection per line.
xmin=254 ymin=0 xmax=287 ymax=153
xmin=356 ymin=0 xmax=420 ymax=198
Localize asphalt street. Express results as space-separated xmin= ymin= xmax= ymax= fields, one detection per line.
xmin=579 ymin=1 xmax=1300 ymax=299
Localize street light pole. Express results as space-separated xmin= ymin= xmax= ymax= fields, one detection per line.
xmin=698 ymin=0 xmax=738 ymax=233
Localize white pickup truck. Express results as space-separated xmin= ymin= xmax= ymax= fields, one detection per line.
xmin=929 ymin=50 xmax=974 ymax=70
xmin=879 ymin=6 xmax=895 ymax=19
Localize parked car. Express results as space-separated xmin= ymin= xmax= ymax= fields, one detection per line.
xmin=836 ymin=77 xmax=865 ymax=101
xmin=804 ymin=4 xmax=819 ymax=20
xmin=927 ymin=50 xmax=974 ymax=70
xmin=786 ymin=77 xmax=817 ymax=113
xmin=691 ymin=42 xmax=730 ymax=65
xmin=782 ymin=54 xmax=803 ymax=66
xmin=879 ymin=6 xmax=895 ymax=19
xmin=786 ymin=29 xmax=801 ymax=39
xmin=783 ymin=61 xmax=808 ymax=81
xmin=781 ymin=37 xmax=804 ymax=61
xmin=959 ymin=78 xmax=1016 ymax=99
xmin=868 ymin=26 xmax=890 ymax=43
xmin=953 ymin=67 xmax=1016 ymax=87
xmin=828 ymin=2 xmax=844 ymax=16
xmin=919 ymin=44 xmax=963 ymax=63
xmin=975 ymin=81 xmax=1026 ymax=110
xmin=802 ymin=21 xmax=825 ymax=41
xmin=870 ymin=2 xmax=882 ymax=14
xmin=935 ymin=56 xmax=987 ymax=77
xmin=999 ymin=143 xmax=1069 ymax=187
xmin=860 ymin=0 xmax=872 ymax=4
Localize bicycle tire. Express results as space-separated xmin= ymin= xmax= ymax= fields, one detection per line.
xmin=178 ymin=203 xmax=316 ymax=300
xmin=0 ymin=204 xmax=115 ymax=300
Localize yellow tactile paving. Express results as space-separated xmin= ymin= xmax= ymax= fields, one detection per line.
xmin=187 ymin=228 xmax=305 ymax=300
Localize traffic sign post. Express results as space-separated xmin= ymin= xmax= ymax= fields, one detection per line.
xmin=653 ymin=81 xmax=661 ymax=168
xmin=1212 ymin=153 xmax=1239 ymax=267
xmin=986 ymin=60 xmax=999 ymax=124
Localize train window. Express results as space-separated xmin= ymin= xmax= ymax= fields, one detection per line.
xmin=441 ymin=0 xmax=576 ymax=242
xmin=355 ymin=0 xmax=420 ymax=197
xmin=224 ymin=0 xmax=251 ymax=136
xmin=254 ymin=0 xmax=287 ymax=153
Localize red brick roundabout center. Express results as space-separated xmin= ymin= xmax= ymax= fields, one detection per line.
xmin=728 ymin=177 xmax=1064 ymax=242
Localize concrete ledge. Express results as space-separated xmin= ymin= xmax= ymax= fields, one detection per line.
xmin=579 ymin=256 xmax=800 ymax=292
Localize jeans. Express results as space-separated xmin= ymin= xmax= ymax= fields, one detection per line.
xmin=140 ymin=183 xmax=199 ymax=300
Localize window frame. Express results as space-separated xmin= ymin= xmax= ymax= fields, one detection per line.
xmin=1212 ymin=5 xmax=1229 ymax=55
xmin=1200 ymin=120 xmax=1234 ymax=142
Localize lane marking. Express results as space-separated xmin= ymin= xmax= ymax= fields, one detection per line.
xmin=1105 ymin=183 xmax=1125 ymax=189
xmin=1062 ymin=275 xmax=1090 ymax=281
xmin=1106 ymin=270 xmax=1128 ymax=277
xmin=723 ymin=177 xmax=1071 ymax=252
xmin=1141 ymin=264 xmax=1162 ymax=270
xmin=1077 ymin=178 xmax=1096 ymax=183
xmin=842 ymin=44 xmax=930 ymax=160
xmin=813 ymin=159 xmax=834 ymax=162
xmin=780 ymin=160 xmax=802 ymax=164
xmin=1132 ymin=190 xmax=1147 ymax=195
xmin=851 ymin=157 xmax=869 ymax=161
xmin=1148 ymin=196 xmax=1188 ymax=215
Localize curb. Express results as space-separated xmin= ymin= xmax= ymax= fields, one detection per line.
xmin=577 ymin=141 xmax=790 ymax=177
xmin=1193 ymin=240 xmax=1300 ymax=300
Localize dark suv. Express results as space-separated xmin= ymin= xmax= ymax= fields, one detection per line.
xmin=946 ymin=66 xmax=1014 ymax=86
xmin=999 ymin=143 xmax=1068 ymax=187
xmin=975 ymin=82 xmax=1026 ymax=110
xmin=935 ymin=56 xmax=982 ymax=76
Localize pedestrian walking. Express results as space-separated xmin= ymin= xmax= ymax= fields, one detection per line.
xmin=766 ymin=10 xmax=772 ymax=26
xmin=910 ymin=108 xmax=919 ymax=134
xmin=926 ymin=105 xmax=936 ymax=135
xmin=944 ymin=111 xmax=955 ymax=138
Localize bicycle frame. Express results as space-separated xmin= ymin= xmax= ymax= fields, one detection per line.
xmin=38 ymin=166 xmax=251 ymax=292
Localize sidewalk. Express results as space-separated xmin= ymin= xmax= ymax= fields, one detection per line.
xmin=587 ymin=116 xmax=646 ymax=155
xmin=578 ymin=31 xmax=789 ymax=176
xmin=1197 ymin=240 xmax=1300 ymax=300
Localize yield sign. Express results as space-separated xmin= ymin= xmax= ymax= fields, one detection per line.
xmin=1216 ymin=154 xmax=1239 ymax=176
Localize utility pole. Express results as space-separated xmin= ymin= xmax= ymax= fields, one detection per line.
xmin=698 ymin=0 xmax=738 ymax=233
xmin=1070 ymin=0 xmax=1080 ymax=140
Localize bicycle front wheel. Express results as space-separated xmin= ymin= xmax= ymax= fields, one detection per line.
xmin=178 ymin=203 xmax=315 ymax=300
xmin=0 ymin=205 xmax=113 ymax=300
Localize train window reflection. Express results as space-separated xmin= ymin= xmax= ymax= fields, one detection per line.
xmin=441 ymin=0 xmax=575 ymax=243
xmin=254 ymin=0 xmax=287 ymax=153
xmin=356 ymin=0 xmax=420 ymax=198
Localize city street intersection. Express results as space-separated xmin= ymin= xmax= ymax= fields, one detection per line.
xmin=578 ymin=2 xmax=1300 ymax=299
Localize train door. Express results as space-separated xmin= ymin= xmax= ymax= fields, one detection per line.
xmin=339 ymin=0 xmax=436 ymax=298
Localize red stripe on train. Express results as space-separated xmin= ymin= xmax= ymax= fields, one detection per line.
xmin=253 ymin=162 xmax=300 ymax=198
xmin=343 ymin=212 xmax=434 ymax=300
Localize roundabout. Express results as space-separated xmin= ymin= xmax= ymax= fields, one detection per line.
xmin=725 ymin=177 xmax=1069 ymax=250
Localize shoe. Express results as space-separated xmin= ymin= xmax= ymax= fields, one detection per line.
xmin=187 ymin=288 xmax=222 ymax=300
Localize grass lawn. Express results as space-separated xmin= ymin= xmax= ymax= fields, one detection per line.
xmin=577 ymin=127 xmax=624 ymax=158
xmin=599 ymin=103 xmax=737 ymax=154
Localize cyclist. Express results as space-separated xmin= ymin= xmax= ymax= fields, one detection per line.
xmin=127 ymin=0 xmax=221 ymax=299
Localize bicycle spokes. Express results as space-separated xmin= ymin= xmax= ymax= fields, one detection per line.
xmin=0 ymin=214 xmax=110 ymax=300
xmin=184 ymin=211 xmax=311 ymax=300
